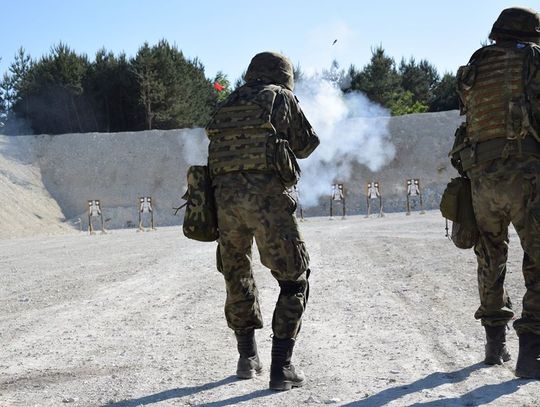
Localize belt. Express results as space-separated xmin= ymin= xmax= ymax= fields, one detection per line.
xmin=460 ymin=136 xmax=540 ymax=171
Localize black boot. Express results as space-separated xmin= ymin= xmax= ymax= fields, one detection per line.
xmin=484 ymin=325 xmax=511 ymax=365
xmin=516 ymin=332 xmax=540 ymax=379
xmin=269 ymin=337 xmax=305 ymax=391
xmin=235 ymin=330 xmax=263 ymax=379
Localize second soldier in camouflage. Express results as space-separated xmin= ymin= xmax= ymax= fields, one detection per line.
xmin=454 ymin=7 xmax=540 ymax=379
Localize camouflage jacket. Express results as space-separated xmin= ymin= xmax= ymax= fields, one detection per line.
xmin=451 ymin=41 xmax=540 ymax=172
xmin=457 ymin=41 xmax=540 ymax=141
xmin=210 ymin=84 xmax=319 ymax=195
xmin=527 ymin=43 xmax=540 ymax=131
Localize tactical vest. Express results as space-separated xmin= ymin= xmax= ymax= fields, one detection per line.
xmin=206 ymin=84 xmax=281 ymax=178
xmin=458 ymin=44 xmax=531 ymax=143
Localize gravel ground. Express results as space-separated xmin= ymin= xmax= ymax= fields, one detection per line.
xmin=1 ymin=211 xmax=539 ymax=406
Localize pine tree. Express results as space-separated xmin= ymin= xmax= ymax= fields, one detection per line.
xmin=322 ymin=60 xmax=351 ymax=90
xmin=2 ymin=48 xmax=33 ymax=129
xmin=429 ymin=73 xmax=459 ymax=112
xmin=213 ymin=71 xmax=231 ymax=103
xmin=132 ymin=43 xmax=164 ymax=130
xmin=350 ymin=46 xmax=402 ymax=110
xmin=0 ymin=62 xmax=6 ymax=128
xmin=399 ymin=57 xmax=439 ymax=106
xmin=88 ymin=50 xmax=140 ymax=132
xmin=293 ymin=63 xmax=304 ymax=84
xmin=9 ymin=48 xmax=32 ymax=99
xmin=11 ymin=43 xmax=90 ymax=134
xmin=132 ymin=40 xmax=215 ymax=130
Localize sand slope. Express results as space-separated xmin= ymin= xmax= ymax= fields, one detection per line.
xmin=0 ymin=136 xmax=73 ymax=239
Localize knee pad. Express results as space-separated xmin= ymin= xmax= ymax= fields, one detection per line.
xmin=278 ymin=280 xmax=307 ymax=296
xmin=278 ymin=268 xmax=311 ymax=306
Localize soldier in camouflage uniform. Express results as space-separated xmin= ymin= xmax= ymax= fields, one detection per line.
xmin=453 ymin=7 xmax=540 ymax=378
xmin=205 ymin=51 xmax=319 ymax=390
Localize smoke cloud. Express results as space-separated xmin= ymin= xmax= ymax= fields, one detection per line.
xmin=177 ymin=76 xmax=396 ymax=209
xmin=294 ymin=78 xmax=395 ymax=207
xmin=179 ymin=128 xmax=208 ymax=166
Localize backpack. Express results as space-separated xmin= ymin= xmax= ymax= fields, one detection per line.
xmin=181 ymin=165 xmax=219 ymax=242
xmin=440 ymin=177 xmax=479 ymax=249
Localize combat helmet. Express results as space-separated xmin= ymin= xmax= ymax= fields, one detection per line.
xmin=489 ymin=6 xmax=540 ymax=44
xmin=244 ymin=51 xmax=295 ymax=91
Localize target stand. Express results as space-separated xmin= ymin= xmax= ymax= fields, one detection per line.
xmin=365 ymin=181 xmax=384 ymax=218
xmin=330 ymin=183 xmax=346 ymax=220
xmin=406 ymin=178 xmax=425 ymax=215
xmin=88 ymin=199 xmax=106 ymax=235
xmin=138 ymin=196 xmax=156 ymax=231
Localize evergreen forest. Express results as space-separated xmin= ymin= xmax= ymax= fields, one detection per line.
xmin=0 ymin=41 xmax=458 ymax=135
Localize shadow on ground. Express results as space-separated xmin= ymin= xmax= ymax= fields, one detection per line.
xmin=341 ymin=363 xmax=530 ymax=406
xmin=104 ymin=375 xmax=274 ymax=407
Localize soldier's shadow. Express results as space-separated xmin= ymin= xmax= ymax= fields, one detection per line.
xmin=343 ymin=363 xmax=530 ymax=407
xmin=341 ymin=363 xmax=529 ymax=407
xmin=407 ymin=379 xmax=527 ymax=406
xmin=103 ymin=375 xmax=273 ymax=407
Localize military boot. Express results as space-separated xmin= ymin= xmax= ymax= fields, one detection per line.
xmin=269 ymin=337 xmax=305 ymax=391
xmin=515 ymin=332 xmax=540 ymax=379
xmin=235 ymin=330 xmax=263 ymax=379
xmin=484 ymin=325 xmax=511 ymax=365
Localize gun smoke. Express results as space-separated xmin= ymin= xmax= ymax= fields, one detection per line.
xmin=176 ymin=77 xmax=396 ymax=208
xmin=295 ymin=78 xmax=395 ymax=207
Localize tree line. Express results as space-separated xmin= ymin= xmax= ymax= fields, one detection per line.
xmin=0 ymin=40 xmax=226 ymax=135
xmin=348 ymin=46 xmax=458 ymax=115
xmin=0 ymin=42 xmax=458 ymax=135
xmin=305 ymin=46 xmax=458 ymax=115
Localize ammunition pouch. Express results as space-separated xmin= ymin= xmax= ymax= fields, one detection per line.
xmin=208 ymin=132 xmax=301 ymax=188
xmin=208 ymin=130 xmax=272 ymax=177
xmin=456 ymin=64 xmax=477 ymax=115
xmin=449 ymin=123 xmax=468 ymax=176
xmin=440 ymin=177 xmax=479 ymax=249
xmin=181 ymin=165 xmax=219 ymax=242
xmin=206 ymin=84 xmax=301 ymax=187
xmin=459 ymin=136 xmax=540 ymax=172
xmin=274 ymin=138 xmax=301 ymax=188
xmin=451 ymin=221 xmax=479 ymax=250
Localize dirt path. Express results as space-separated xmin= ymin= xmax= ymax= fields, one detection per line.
xmin=1 ymin=211 xmax=539 ymax=406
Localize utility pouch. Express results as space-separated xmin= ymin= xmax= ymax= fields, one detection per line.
xmin=449 ymin=123 xmax=468 ymax=176
xmin=440 ymin=177 xmax=479 ymax=249
xmin=451 ymin=221 xmax=479 ymax=250
xmin=507 ymin=95 xmax=540 ymax=143
xmin=507 ymin=96 xmax=526 ymax=140
xmin=181 ymin=165 xmax=219 ymax=242
xmin=457 ymin=64 xmax=477 ymax=115
xmin=274 ymin=138 xmax=301 ymax=188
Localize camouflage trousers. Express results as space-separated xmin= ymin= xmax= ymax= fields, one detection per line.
xmin=469 ymin=156 xmax=540 ymax=335
xmin=214 ymin=188 xmax=310 ymax=339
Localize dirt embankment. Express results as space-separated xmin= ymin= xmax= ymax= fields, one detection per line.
xmin=0 ymin=129 xmax=207 ymax=237
xmin=0 ymin=136 xmax=72 ymax=239
xmin=0 ymin=111 xmax=463 ymax=237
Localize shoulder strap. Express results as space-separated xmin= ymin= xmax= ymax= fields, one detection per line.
xmin=525 ymin=44 xmax=540 ymax=86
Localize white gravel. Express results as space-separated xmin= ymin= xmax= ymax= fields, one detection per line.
xmin=1 ymin=211 xmax=539 ymax=406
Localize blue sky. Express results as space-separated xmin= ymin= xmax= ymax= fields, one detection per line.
xmin=1 ymin=1 xmax=538 ymax=83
